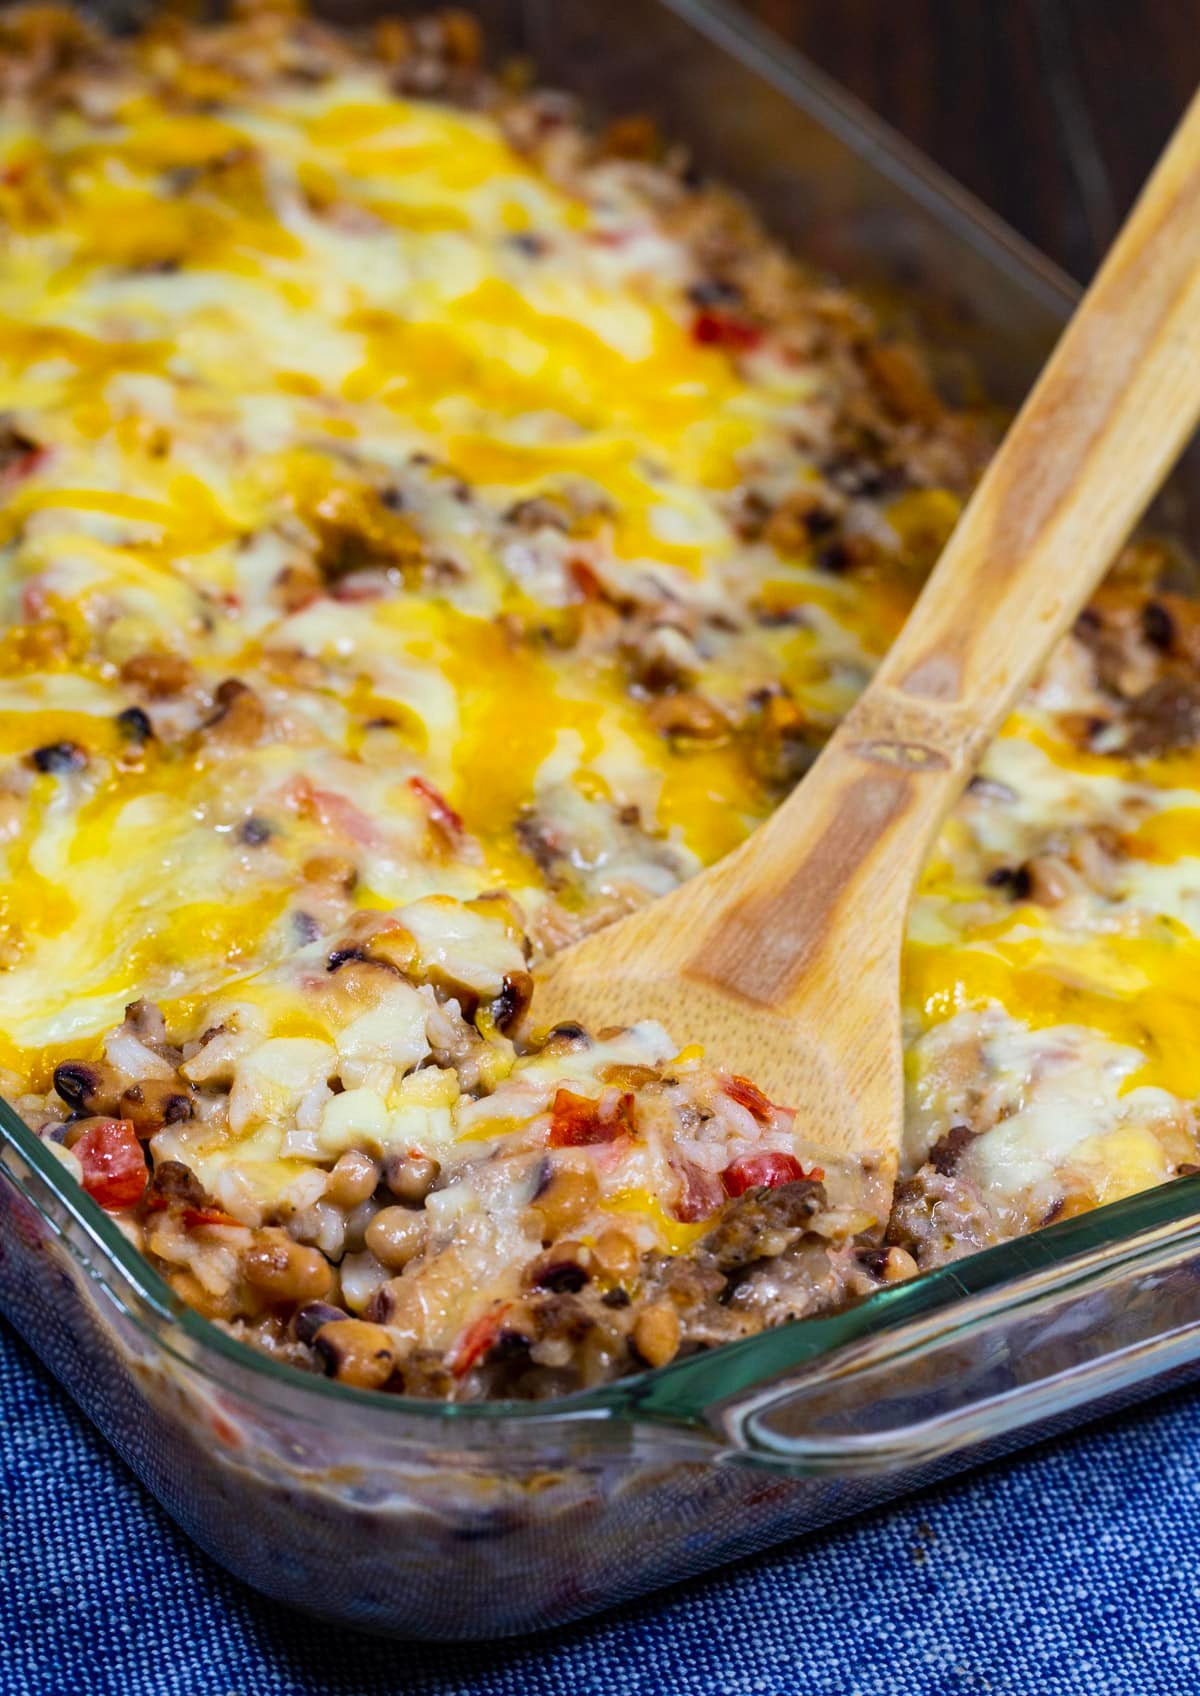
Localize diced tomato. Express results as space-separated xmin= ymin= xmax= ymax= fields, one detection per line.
xmin=721 ymin=1151 xmax=822 ymax=1197
xmin=722 ymin=1073 xmax=775 ymax=1124
xmin=408 ymin=774 xmax=464 ymax=844
xmin=449 ymin=1303 xmax=510 ymax=1376
xmin=74 ymin=1119 xmax=147 ymax=1211
xmin=547 ymin=1089 xmax=616 ymax=1148
xmin=691 ymin=310 xmax=762 ymax=352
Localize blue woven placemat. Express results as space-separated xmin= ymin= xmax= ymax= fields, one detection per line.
xmin=2 ymin=1316 xmax=1197 ymax=1696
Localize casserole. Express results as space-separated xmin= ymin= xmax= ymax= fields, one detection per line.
xmin=2 ymin=0 xmax=1200 ymax=1637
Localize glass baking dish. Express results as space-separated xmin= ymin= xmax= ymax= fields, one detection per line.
xmin=3 ymin=0 xmax=1200 ymax=1640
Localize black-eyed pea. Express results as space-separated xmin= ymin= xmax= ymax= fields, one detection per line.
xmin=366 ymin=1278 xmax=402 ymax=1324
xmin=1026 ymin=854 xmax=1078 ymax=907
xmin=528 ymin=1240 xmax=591 ymax=1292
xmin=325 ymin=1148 xmax=381 ymax=1207
xmin=364 ymin=1205 xmax=428 ymax=1271
xmin=241 ymin=1233 xmax=334 ymax=1303
xmin=632 ymin=1301 xmax=681 ymax=1369
xmin=52 ymin=1060 xmax=124 ymax=1117
xmin=530 ymin=1163 xmax=598 ymax=1243
xmin=489 ymin=969 xmax=533 ymax=1032
xmin=119 ymin=1077 xmax=194 ymax=1135
xmin=302 ymin=853 xmax=358 ymax=892
xmin=292 ymin=1300 xmax=348 ymax=1345
xmin=121 ymin=649 xmax=192 ymax=697
xmin=539 ymin=1022 xmax=591 ymax=1055
xmin=384 ymin=1150 xmax=440 ymax=1204
xmin=206 ymin=677 xmax=266 ymax=745
xmin=880 ymin=1245 xmax=919 ymax=1283
xmin=313 ymin=1319 xmax=396 ymax=1389
xmin=362 ymin=924 xmax=418 ymax=976
xmin=591 ymin=1227 xmax=639 ymax=1281
xmin=647 ymin=690 xmax=730 ymax=743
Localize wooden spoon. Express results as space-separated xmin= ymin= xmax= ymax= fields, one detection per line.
xmin=527 ymin=92 xmax=1200 ymax=1214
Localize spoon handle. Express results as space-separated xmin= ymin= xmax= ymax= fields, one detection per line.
xmin=866 ymin=86 xmax=1200 ymax=751
xmin=686 ymin=90 xmax=1200 ymax=1023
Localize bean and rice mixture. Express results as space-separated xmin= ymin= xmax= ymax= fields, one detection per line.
xmin=2 ymin=3 xmax=1199 ymax=1400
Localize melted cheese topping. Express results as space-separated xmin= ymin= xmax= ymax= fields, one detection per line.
xmin=0 ymin=50 xmax=900 ymax=1086
xmin=906 ymin=695 xmax=1200 ymax=1224
xmin=3 ymin=13 xmax=1197 ymax=1254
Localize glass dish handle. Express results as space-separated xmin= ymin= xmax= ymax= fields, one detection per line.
xmin=628 ymin=1179 xmax=1200 ymax=1472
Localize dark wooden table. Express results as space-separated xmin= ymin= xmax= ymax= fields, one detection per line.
xmin=744 ymin=1 xmax=1200 ymax=283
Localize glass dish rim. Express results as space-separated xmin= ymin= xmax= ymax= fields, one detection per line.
xmin=7 ymin=1090 xmax=1200 ymax=1430
xmin=661 ymin=0 xmax=1081 ymax=319
xmin=2 ymin=0 xmax=1187 ymax=1434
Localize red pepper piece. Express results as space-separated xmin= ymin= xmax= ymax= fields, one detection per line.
xmin=567 ymin=557 xmax=604 ymax=601
xmin=290 ymin=777 xmax=383 ymax=848
xmin=691 ymin=310 xmax=762 ymax=352
xmin=74 ymin=1119 xmax=147 ymax=1211
xmin=721 ymin=1151 xmax=822 ymax=1197
xmin=182 ymin=1207 xmax=242 ymax=1230
xmin=722 ymin=1073 xmax=775 ymax=1123
xmin=547 ymin=1088 xmax=616 ymax=1148
xmin=208 ymin=1410 xmax=245 ymax=1450
xmin=450 ymin=1303 xmax=510 ymax=1376
xmin=331 ymin=576 xmax=386 ymax=604
xmin=9 ymin=1190 xmax=44 ymax=1251
xmin=614 ymin=1092 xmax=638 ymax=1135
xmin=408 ymin=774 xmax=464 ymax=844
